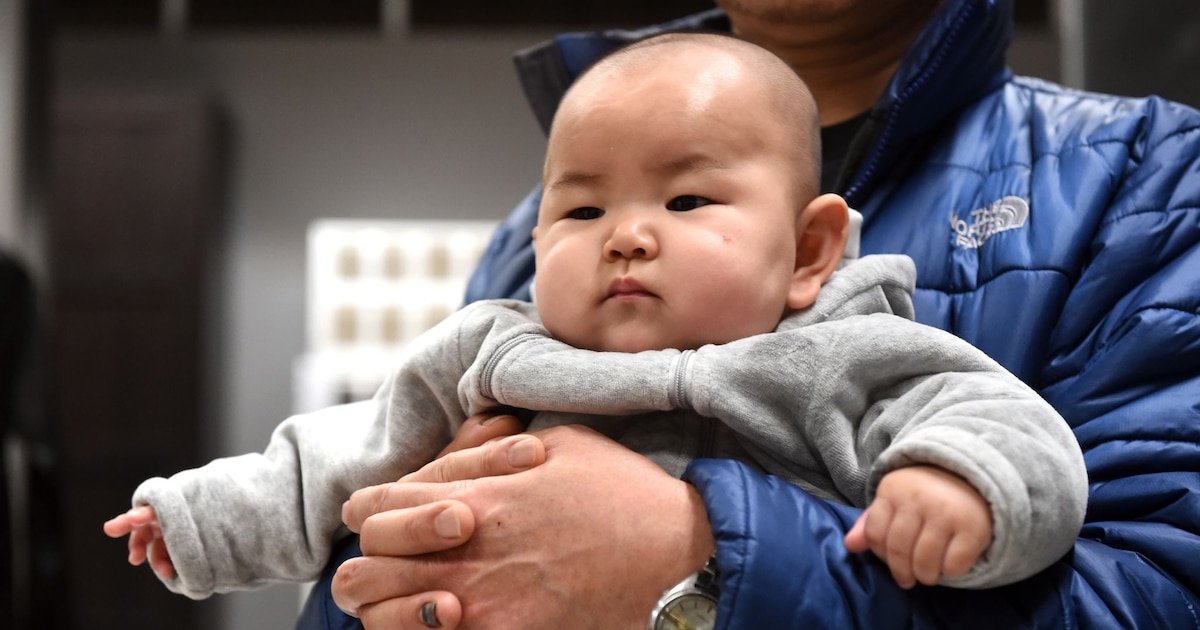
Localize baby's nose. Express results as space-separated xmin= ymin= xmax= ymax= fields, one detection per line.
xmin=605 ymin=218 xmax=659 ymax=260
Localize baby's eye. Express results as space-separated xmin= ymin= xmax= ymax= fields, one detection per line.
xmin=567 ymin=207 xmax=604 ymax=220
xmin=666 ymin=195 xmax=713 ymax=212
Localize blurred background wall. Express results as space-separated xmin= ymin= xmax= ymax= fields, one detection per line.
xmin=1 ymin=1 xmax=1195 ymax=629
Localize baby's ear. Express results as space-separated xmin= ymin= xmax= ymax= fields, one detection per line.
xmin=531 ymin=226 xmax=539 ymax=242
xmin=787 ymin=193 xmax=850 ymax=310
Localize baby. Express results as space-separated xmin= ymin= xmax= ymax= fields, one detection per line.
xmin=106 ymin=32 xmax=1087 ymax=601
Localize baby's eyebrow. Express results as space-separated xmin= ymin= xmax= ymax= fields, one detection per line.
xmin=547 ymin=171 xmax=604 ymax=191
xmin=652 ymin=154 xmax=731 ymax=176
xmin=547 ymin=154 xmax=729 ymax=191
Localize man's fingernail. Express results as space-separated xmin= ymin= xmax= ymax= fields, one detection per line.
xmin=420 ymin=601 xmax=442 ymax=628
xmin=434 ymin=507 xmax=462 ymax=539
xmin=480 ymin=413 xmax=504 ymax=426
xmin=507 ymin=436 xmax=538 ymax=468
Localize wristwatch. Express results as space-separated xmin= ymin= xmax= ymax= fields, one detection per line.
xmin=647 ymin=554 xmax=720 ymax=630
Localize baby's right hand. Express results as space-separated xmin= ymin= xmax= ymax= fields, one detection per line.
xmin=103 ymin=505 xmax=175 ymax=580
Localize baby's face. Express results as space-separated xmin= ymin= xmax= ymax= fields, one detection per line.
xmin=533 ymin=48 xmax=807 ymax=352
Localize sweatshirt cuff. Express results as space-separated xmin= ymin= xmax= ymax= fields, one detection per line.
xmin=132 ymin=477 xmax=216 ymax=600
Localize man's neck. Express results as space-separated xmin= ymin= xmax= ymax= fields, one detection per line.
xmin=725 ymin=2 xmax=940 ymax=126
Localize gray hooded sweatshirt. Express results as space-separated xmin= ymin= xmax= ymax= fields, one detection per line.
xmin=132 ymin=254 xmax=1087 ymax=599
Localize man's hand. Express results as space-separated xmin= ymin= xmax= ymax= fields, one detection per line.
xmin=335 ymin=425 xmax=715 ymax=630
xmin=844 ymin=465 xmax=992 ymax=588
xmin=433 ymin=411 xmax=526 ymax=460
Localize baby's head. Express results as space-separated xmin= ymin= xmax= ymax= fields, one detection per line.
xmin=532 ymin=32 xmax=849 ymax=352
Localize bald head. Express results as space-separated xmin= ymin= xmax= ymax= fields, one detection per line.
xmin=554 ymin=32 xmax=822 ymax=200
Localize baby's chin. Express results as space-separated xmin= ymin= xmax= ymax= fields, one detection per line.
xmin=588 ymin=334 xmax=706 ymax=354
xmin=551 ymin=323 xmax=731 ymax=353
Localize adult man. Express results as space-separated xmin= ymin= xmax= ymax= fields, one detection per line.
xmin=306 ymin=0 xmax=1200 ymax=628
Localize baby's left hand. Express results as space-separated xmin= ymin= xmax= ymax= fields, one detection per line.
xmin=844 ymin=465 xmax=992 ymax=589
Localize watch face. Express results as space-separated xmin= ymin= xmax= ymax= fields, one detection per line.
xmin=655 ymin=593 xmax=717 ymax=630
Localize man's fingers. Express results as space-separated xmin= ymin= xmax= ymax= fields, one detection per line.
xmin=402 ymin=434 xmax=545 ymax=484
xmin=359 ymin=501 xmax=475 ymax=557
xmin=334 ymin=556 xmax=464 ymax=619
xmin=343 ymin=482 xmax=468 ymax=533
xmin=437 ymin=412 xmax=524 ymax=458
xmin=357 ymin=592 xmax=463 ymax=630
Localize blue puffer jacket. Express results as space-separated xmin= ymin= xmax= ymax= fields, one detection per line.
xmin=300 ymin=1 xmax=1200 ymax=628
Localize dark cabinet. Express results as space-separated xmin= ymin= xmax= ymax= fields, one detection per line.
xmin=48 ymin=93 xmax=223 ymax=629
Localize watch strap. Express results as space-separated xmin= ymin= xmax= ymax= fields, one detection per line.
xmin=647 ymin=553 xmax=721 ymax=630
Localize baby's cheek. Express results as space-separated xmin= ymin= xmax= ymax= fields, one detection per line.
xmin=700 ymin=265 xmax=787 ymax=328
xmin=537 ymin=294 xmax=597 ymax=351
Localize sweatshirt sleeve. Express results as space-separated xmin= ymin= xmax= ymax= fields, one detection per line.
xmin=682 ymin=314 xmax=1086 ymax=588
xmin=464 ymin=325 xmax=681 ymax=415
xmin=130 ymin=301 xmax=528 ymax=599
xmin=133 ymin=401 xmax=405 ymax=599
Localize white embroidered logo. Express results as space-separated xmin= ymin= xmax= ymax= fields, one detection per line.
xmin=950 ymin=196 xmax=1029 ymax=249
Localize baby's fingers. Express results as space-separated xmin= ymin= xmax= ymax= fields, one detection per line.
xmin=943 ymin=532 xmax=988 ymax=579
xmin=860 ymin=500 xmax=895 ymax=561
xmin=911 ymin=525 xmax=950 ymax=586
xmin=103 ymin=514 xmax=134 ymax=538
xmin=883 ymin=510 xmax=921 ymax=589
xmin=127 ymin=525 xmax=157 ymax=566
xmin=148 ymin=537 xmax=176 ymax=580
xmin=104 ymin=506 xmax=157 ymax=538
xmin=843 ymin=512 xmax=870 ymax=553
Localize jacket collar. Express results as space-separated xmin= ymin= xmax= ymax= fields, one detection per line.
xmin=846 ymin=0 xmax=1012 ymax=204
xmin=512 ymin=0 xmax=1012 ymax=204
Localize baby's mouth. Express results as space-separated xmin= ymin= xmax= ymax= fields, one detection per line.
xmin=607 ymin=277 xmax=656 ymax=299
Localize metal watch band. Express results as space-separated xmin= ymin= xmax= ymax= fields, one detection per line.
xmin=647 ymin=553 xmax=721 ymax=630
xmin=695 ymin=554 xmax=719 ymax=592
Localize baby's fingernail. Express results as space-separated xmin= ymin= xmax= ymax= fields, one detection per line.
xmin=507 ymin=437 xmax=538 ymax=468
xmin=434 ymin=507 xmax=462 ymax=539
xmin=480 ymin=413 xmax=504 ymax=426
xmin=420 ymin=601 xmax=442 ymax=628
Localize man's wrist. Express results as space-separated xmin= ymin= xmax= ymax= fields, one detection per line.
xmin=681 ymin=483 xmax=717 ymax=590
